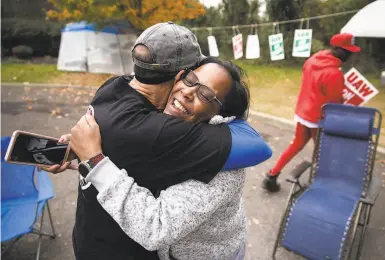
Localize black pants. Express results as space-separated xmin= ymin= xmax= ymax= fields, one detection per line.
xmin=72 ymin=226 xmax=159 ymax=260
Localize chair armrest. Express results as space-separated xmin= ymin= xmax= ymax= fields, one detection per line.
xmin=286 ymin=161 xmax=312 ymax=184
xmin=361 ymin=175 xmax=382 ymax=205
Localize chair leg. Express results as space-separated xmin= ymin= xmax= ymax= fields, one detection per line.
xmin=366 ymin=204 xmax=372 ymax=226
xmin=46 ymin=201 xmax=56 ymax=238
xmin=272 ymin=184 xmax=297 ymax=260
xmin=358 ymin=205 xmax=365 ymax=227
xmin=31 ymin=230 xmax=57 ymax=238
xmin=36 ymin=205 xmax=46 ymax=260
xmin=355 ymin=204 xmax=371 ymax=260
xmin=346 ymin=203 xmax=363 ymax=260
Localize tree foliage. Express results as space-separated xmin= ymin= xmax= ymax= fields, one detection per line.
xmin=266 ymin=0 xmax=376 ymax=39
xmin=181 ymin=0 xmax=260 ymax=59
xmin=222 ymin=0 xmax=250 ymax=25
xmin=181 ymin=0 xmax=383 ymax=70
xmin=265 ymin=0 xmax=383 ymax=71
xmin=46 ymin=0 xmax=206 ymax=29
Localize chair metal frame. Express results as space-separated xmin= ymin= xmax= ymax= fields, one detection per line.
xmin=272 ymin=104 xmax=382 ymax=260
xmin=1 ymin=168 xmax=56 ymax=260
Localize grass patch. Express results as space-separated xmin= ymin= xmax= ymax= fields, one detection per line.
xmin=1 ymin=63 xmax=63 ymax=83
xmin=1 ymin=63 xmax=112 ymax=86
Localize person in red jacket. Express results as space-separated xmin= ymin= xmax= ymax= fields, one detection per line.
xmin=263 ymin=33 xmax=361 ymax=192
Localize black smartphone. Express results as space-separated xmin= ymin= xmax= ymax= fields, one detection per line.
xmin=5 ymin=130 xmax=76 ymax=167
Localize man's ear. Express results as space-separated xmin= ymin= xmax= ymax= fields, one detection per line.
xmin=174 ymin=70 xmax=184 ymax=85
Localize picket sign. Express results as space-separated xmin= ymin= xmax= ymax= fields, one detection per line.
xmin=246 ymin=35 xmax=260 ymax=59
xmin=268 ymin=33 xmax=285 ymax=61
xmin=232 ymin=34 xmax=243 ymax=59
xmin=292 ymin=29 xmax=312 ymax=57
xmin=343 ymin=67 xmax=379 ymax=106
xmin=207 ymin=36 xmax=219 ymax=57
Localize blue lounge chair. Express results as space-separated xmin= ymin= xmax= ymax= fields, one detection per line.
xmin=273 ymin=104 xmax=382 ymax=260
xmin=1 ymin=136 xmax=56 ymax=260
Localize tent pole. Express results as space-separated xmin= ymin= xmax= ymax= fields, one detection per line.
xmin=116 ymin=34 xmax=126 ymax=75
xmin=85 ymin=30 xmax=89 ymax=72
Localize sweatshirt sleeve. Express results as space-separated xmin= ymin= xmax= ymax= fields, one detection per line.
xmin=222 ymin=119 xmax=272 ymax=170
xmin=323 ymin=70 xmax=345 ymax=104
xmin=85 ymin=157 xmax=245 ymax=251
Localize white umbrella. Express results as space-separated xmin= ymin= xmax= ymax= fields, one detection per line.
xmin=341 ymin=0 xmax=385 ymax=38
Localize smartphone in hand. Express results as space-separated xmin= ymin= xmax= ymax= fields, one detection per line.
xmin=5 ymin=130 xmax=78 ymax=168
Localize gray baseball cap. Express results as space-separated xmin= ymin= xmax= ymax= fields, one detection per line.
xmin=133 ymin=22 xmax=205 ymax=72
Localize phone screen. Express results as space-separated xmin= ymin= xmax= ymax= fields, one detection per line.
xmin=9 ymin=133 xmax=68 ymax=166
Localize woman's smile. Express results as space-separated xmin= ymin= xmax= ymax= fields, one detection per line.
xmin=171 ymin=98 xmax=190 ymax=115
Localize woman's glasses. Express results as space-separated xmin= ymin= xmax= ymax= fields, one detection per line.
xmin=181 ymin=69 xmax=223 ymax=107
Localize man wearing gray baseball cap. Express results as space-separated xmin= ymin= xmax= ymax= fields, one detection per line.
xmin=46 ymin=22 xmax=262 ymax=260
xmin=132 ymin=21 xmax=205 ymax=84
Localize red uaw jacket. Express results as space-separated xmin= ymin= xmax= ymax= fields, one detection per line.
xmin=295 ymin=50 xmax=345 ymax=124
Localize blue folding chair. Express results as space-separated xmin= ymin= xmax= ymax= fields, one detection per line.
xmin=1 ymin=136 xmax=56 ymax=260
xmin=273 ymin=104 xmax=382 ymax=260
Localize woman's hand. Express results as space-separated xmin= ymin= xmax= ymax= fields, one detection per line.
xmin=59 ymin=133 xmax=71 ymax=143
xmin=70 ymin=114 xmax=103 ymax=162
xmin=40 ymin=133 xmax=74 ymax=174
xmin=40 ymin=161 xmax=72 ymax=174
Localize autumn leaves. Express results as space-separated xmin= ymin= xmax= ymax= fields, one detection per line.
xmin=46 ymin=0 xmax=206 ymax=29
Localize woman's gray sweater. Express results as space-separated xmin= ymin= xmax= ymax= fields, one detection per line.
xmin=86 ymin=158 xmax=247 ymax=260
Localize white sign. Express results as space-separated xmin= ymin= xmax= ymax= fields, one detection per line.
xmin=207 ymin=36 xmax=219 ymax=57
xmin=292 ymin=29 xmax=312 ymax=57
xmin=343 ymin=67 xmax=379 ymax=106
xmin=232 ymin=34 xmax=243 ymax=60
xmin=268 ymin=33 xmax=285 ymax=61
xmin=246 ymin=35 xmax=260 ymax=59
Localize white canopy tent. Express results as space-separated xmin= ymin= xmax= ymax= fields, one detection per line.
xmin=341 ymin=0 xmax=385 ymax=86
xmin=341 ymin=0 xmax=385 ymax=38
xmin=57 ymin=22 xmax=137 ymax=75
